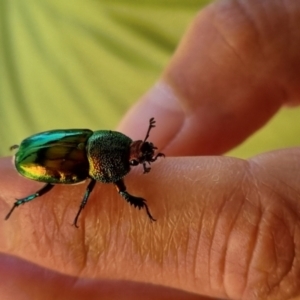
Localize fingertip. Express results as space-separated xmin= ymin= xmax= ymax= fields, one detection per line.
xmin=117 ymin=81 xmax=185 ymax=154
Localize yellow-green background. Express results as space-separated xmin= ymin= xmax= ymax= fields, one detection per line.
xmin=1 ymin=0 xmax=299 ymax=158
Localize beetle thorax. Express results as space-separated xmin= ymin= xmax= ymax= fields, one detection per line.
xmin=87 ymin=131 xmax=132 ymax=183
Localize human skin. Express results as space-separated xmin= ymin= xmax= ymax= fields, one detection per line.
xmin=1 ymin=0 xmax=300 ymax=299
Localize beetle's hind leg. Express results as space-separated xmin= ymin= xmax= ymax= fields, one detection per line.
xmin=114 ymin=179 xmax=156 ymax=221
xmin=5 ymin=183 xmax=54 ymax=220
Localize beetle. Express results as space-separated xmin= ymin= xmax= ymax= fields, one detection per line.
xmin=5 ymin=118 xmax=164 ymax=227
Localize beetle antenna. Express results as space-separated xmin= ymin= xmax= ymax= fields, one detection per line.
xmin=143 ymin=118 xmax=156 ymax=142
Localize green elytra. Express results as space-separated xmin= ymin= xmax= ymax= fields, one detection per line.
xmin=5 ymin=118 xmax=164 ymax=227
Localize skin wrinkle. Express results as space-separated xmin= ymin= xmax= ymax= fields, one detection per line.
xmin=184 ymin=214 xmax=193 ymax=280
xmin=118 ymin=217 xmax=133 ymax=269
xmin=109 ymin=201 xmax=122 ymax=265
xmin=208 ymin=187 xmax=230 ymax=294
xmin=143 ymin=223 xmax=156 ymax=261
xmin=32 ymin=207 xmax=53 ymax=259
xmin=147 ymin=223 xmax=162 ymax=259
xmin=266 ymin=174 xmax=300 ymax=201
xmin=72 ymin=215 xmax=88 ymax=276
xmin=270 ymin=230 xmax=288 ymax=295
xmin=160 ymin=78 xmax=192 ymax=117
xmin=289 ymin=226 xmax=300 ymax=298
xmin=215 ymin=28 xmax=245 ymax=69
xmin=160 ymin=222 xmax=170 ymax=284
xmin=159 ymin=102 xmax=186 ymax=155
xmin=221 ymin=0 xmax=263 ymax=59
xmin=232 ymin=171 xmax=262 ymax=298
xmin=162 ymin=218 xmax=180 ymax=279
xmin=211 ymin=13 xmax=246 ymax=68
xmin=223 ymin=195 xmax=246 ymax=299
xmin=192 ymin=193 xmax=206 ymax=291
xmin=82 ymin=223 xmax=90 ymax=276
xmin=86 ymin=200 xmax=113 ymax=277
xmin=177 ymin=223 xmax=188 ymax=278
xmin=175 ymin=236 xmax=181 ymax=286
xmin=143 ymin=223 xmax=158 ymax=263
xmin=241 ymin=204 xmax=262 ymax=299
xmin=49 ymin=192 xmax=61 ymax=231
xmin=268 ymin=209 xmax=295 ymax=287
xmin=110 ymin=188 xmax=131 ymax=269
xmin=44 ymin=223 xmax=58 ymax=265
xmin=187 ymin=205 xmax=204 ymax=282
xmin=291 ymin=224 xmax=299 ymax=276
xmin=262 ymin=217 xmax=282 ymax=296
xmin=221 ymin=197 xmax=247 ymax=298
xmin=155 ymin=81 xmax=189 ymax=125
xmin=249 ymin=159 xmax=300 ymax=219
xmin=247 ymin=160 xmax=267 ymax=194
xmin=159 ymin=211 xmax=168 ymax=269
xmin=156 ymin=223 xmax=166 ymax=282
xmin=236 ymin=0 xmax=267 ymax=42
xmin=136 ymin=221 xmax=146 ymax=259
xmin=197 ymin=184 xmax=215 ymax=292
xmin=165 ymin=202 xmax=187 ymax=258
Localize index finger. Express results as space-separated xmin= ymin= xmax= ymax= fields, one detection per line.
xmin=1 ymin=146 xmax=300 ymax=299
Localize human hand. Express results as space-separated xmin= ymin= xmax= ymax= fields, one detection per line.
xmin=1 ymin=0 xmax=300 ymax=299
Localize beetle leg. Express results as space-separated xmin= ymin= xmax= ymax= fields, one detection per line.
xmin=151 ymin=152 xmax=165 ymax=162
xmin=5 ymin=183 xmax=54 ymax=220
xmin=143 ymin=162 xmax=151 ymax=174
xmin=10 ymin=144 xmax=19 ymax=151
xmin=73 ymin=179 xmax=96 ymax=228
xmin=114 ymin=179 xmax=156 ymax=221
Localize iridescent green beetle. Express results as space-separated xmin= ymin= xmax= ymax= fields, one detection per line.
xmin=5 ymin=118 xmax=164 ymax=227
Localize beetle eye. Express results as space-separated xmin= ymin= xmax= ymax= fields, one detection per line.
xmin=130 ymin=160 xmax=139 ymax=166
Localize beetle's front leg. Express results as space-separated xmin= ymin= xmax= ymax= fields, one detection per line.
xmin=151 ymin=152 xmax=165 ymax=162
xmin=143 ymin=162 xmax=151 ymax=174
xmin=114 ymin=179 xmax=156 ymax=221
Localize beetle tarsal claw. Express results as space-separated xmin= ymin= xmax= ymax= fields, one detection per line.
xmin=118 ymin=190 xmax=156 ymax=221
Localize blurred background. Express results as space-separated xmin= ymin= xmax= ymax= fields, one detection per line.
xmin=1 ymin=0 xmax=299 ymax=158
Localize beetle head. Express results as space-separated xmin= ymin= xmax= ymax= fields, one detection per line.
xmin=128 ymin=118 xmax=164 ymax=174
